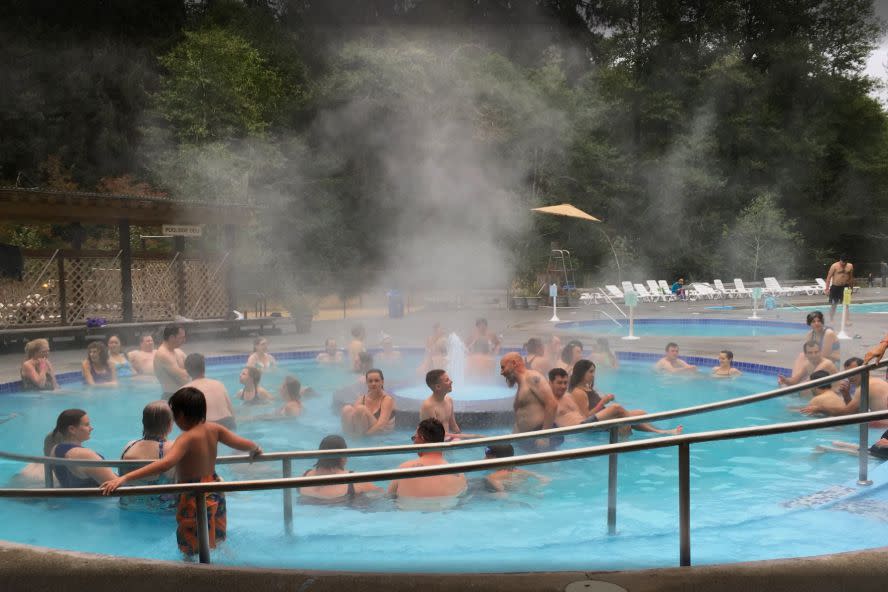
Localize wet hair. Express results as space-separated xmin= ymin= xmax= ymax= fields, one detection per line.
xmin=245 ymin=366 xmax=262 ymax=386
xmin=803 ymin=340 xmax=820 ymax=353
xmin=569 ymin=359 xmax=596 ymax=391
xmin=844 ymin=357 xmax=864 ymax=368
xmin=168 ymin=387 xmax=207 ymax=425
xmin=253 ymin=337 xmax=267 ymax=351
xmin=472 ymin=339 xmax=490 ymax=354
xmin=358 ymin=351 xmax=374 ymax=372
xmin=475 ymin=318 xmax=488 ymax=328
xmin=44 ymin=409 xmax=87 ymax=455
xmin=162 ymin=324 xmax=183 ymax=341
xmin=365 ymin=367 xmax=384 ymax=381
xmin=524 ymin=338 xmax=544 ymax=355
xmin=87 ymin=341 xmax=110 ymax=366
xmin=24 ymin=338 xmax=49 ymax=360
xmin=142 ymin=400 xmax=173 ymax=439
xmin=324 ymin=338 xmax=337 ymax=349
xmin=315 ymin=434 xmax=348 ymax=469
xmin=549 ymin=367 xmax=568 ymax=381
xmin=560 ymin=340 xmax=583 ymax=364
xmin=665 ymin=342 xmax=679 ymax=351
xmin=184 ymin=353 xmax=205 ymax=378
xmin=416 ymin=417 xmax=445 ymax=443
xmin=720 ymin=350 xmax=734 ymax=365
xmin=806 ymin=311 xmax=824 ymax=326
xmin=426 ymin=369 xmax=446 ymax=389
xmin=282 ymin=376 xmax=302 ymax=401
xmin=108 ymin=335 xmax=122 ymax=349
xmin=809 ymin=369 xmax=831 ymax=389
xmin=485 ymin=443 xmax=514 ymax=458
xmin=351 ymin=324 xmax=365 ymax=339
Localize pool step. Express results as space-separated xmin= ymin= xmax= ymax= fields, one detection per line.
xmin=782 ymin=485 xmax=856 ymax=509
xmin=831 ymin=499 xmax=888 ymax=522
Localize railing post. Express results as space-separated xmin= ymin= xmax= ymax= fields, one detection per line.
xmin=858 ymin=367 xmax=873 ymax=486
xmin=607 ymin=427 xmax=618 ymax=535
xmin=43 ymin=464 xmax=53 ymax=488
xmin=678 ymin=443 xmax=691 ymax=566
xmin=195 ymin=491 xmax=211 ymax=564
xmin=282 ymin=459 xmax=293 ymax=535
xmin=57 ymin=254 xmax=67 ymax=325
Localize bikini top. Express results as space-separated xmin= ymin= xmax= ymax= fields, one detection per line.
xmin=300 ymin=469 xmax=355 ymax=501
xmin=88 ymin=361 xmax=114 ymax=383
xmin=810 ymin=329 xmax=840 ymax=352
xmin=361 ymin=394 xmax=396 ymax=420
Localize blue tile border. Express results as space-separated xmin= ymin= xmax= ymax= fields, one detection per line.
xmin=0 ymin=347 xmax=790 ymax=394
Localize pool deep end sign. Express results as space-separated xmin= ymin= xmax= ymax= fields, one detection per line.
xmin=162 ymin=224 xmax=203 ymax=237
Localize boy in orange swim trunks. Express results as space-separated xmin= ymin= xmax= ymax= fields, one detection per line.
xmin=101 ymin=387 xmax=262 ymax=557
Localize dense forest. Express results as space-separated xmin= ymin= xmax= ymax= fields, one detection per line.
xmin=2 ymin=0 xmax=887 ymax=296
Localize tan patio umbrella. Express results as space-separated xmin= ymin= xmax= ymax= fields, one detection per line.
xmin=531 ymin=203 xmax=621 ymax=282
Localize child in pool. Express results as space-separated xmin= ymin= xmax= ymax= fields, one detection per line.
xmin=101 ymin=387 xmax=262 ymax=557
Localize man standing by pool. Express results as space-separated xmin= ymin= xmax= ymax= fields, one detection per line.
xmin=155 ymin=324 xmax=189 ymax=399
xmin=825 ymin=255 xmax=854 ymax=323
xmin=128 ymin=334 xmax=156 ymax=376
xmin=500 ymin=352 xmax=559 ymax=452
xmin=655 ymin=343 xmax=697 ymax=373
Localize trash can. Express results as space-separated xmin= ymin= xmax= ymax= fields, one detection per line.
xmin=387 ymin=290 xmax=404 ymax=318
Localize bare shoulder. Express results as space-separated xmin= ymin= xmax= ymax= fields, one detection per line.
xmin=399 ymin=459 xmax=422 ymax=469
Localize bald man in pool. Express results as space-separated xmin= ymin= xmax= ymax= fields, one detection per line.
xmin=500 ymin=352 xmax=559 ymax=452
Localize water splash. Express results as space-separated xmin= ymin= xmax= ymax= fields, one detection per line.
xmin=446 ymin=332 xmax=468 ymax=385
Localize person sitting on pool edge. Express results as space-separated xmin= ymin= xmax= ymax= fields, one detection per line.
xmin=712 ymin=350 xmax=742 ymax=378
xmin=655 ymin=343 xmax=697 ymax=373
xmin=777 ymin=341 xmax=837 ymax=387
xmin=45 ymin=409 xmax=117 ymax=487
xmin=341 ymin=368 xmax=396 ymax=437
xmin=299 ymin=435 xmax=382 ymax=504
xmin=483 ymin=443 xmax=550 ymax=493
xmin=388 ymin=418 xmax=467 ymax=507
xmin=101 ymin=387 xmax=262 ymax=558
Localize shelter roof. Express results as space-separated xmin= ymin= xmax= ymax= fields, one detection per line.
xmin=0 ymin=187 xmax=256 ymax=226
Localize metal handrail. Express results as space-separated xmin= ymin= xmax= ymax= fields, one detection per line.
xmin=7 ymin=359 xmax=883 ymax=470
xmin=1 ymin=409 xmax=887 ymax=566
xmin=596 ymin=287 xmax=628 ymax=318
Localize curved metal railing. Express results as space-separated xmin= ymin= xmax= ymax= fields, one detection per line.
xmin=0 ymin=360 xmax=885 ymax=566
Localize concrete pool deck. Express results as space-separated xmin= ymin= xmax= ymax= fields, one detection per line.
xmin=0 ymin=287 xmax=886 ymax=591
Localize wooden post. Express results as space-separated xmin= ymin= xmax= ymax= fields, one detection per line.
xmin=175 ymin=236 xmax=186 ymax=316
xmin=119 ymin=219 xmax=133 ymax=322
xmin=223 ymin=224 xmax=236 ymax=316
xmin=57 ymin=254 xmax=67 ymax=325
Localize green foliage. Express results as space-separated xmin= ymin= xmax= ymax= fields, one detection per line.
xmin=723 ymin=192 xmax=804 ymax=280
xmin=155 ymin=28 xmax=284 ymax=143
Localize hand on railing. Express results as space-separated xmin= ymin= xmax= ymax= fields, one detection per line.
xmin=249 ymin=446 xmax=263 ymax=461
xmin=100 ymin=475 xmax=127 ymax=495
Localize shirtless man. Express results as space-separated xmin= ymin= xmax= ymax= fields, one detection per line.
xmin=842 ymin=368 xmax=888 ymax=421
xmin=500 ymin=352 xmax=559 ymax=452
xmin=316 ymin=338 xmax=343 ymax=363
xmin=825 ymin=255 xmax=854 ymax=323
xmin=388 ymin=418 xmax=467 ymax=504
xmin=347 ymin=325 xmax=366 ymax=372
xmin=778 ymin=341 xmax=837 ymax=387
xmin=128 ymin=334 xmax=156 ymax=375
xmin=154 ymin=325 xmax=189 ymax=398
xmin=420 ymin=369 xmax=461 ymax=438
xmin=183 ymin=353 xmax=236 ymax=430
xmin=551 ymin=367 xmax=682 ymax=435
xmin=800 ymin=370 xmax=847 ymax=416
xmin=655 ymin=343 xmax=697 ymax=373
xmin=469 ymin=318 xmax=501 ymax=356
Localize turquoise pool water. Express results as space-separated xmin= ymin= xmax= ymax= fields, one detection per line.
xmin=0 ymin=354 xmax=884 ymax=572
xmin=556 ymin=319 xmax=808 ymax=337
xmin=796 ymin=302 xmax=888 ymax=314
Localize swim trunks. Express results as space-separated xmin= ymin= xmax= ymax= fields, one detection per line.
xmin=176 ymin=474 xmax=226 ymax=556
xmin=828 ymin=285 xmax=847 ymax=305
xmin=581 ymin=414 xmax=599 ymax=424
xmin=515 ymin=425 xmax=565 ymax=453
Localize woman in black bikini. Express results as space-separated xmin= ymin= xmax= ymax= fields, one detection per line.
xmin=340 ymin=369 xmax=397 ymax=436
xmin=299 ymin=435 xmax=382 ymax=503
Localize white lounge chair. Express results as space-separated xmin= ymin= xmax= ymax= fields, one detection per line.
xmin=579 ymin=290 xmax=605 ymax=305
xmin=733 ymin=278 xmax=753 ymax=298
xmin=605 ymin=285 xmax=625 ymax=301
xmin=633 ymin=283 xmax=659 ymax=302
xmin=647 ymin=280 xmax=676 ymax=302
xmin=713 ymin=279 xmax=738 ymax=299
xmin=621 ymin=281 xmax=649 ymax=302
xmin=815 ymin=278 xmax=827 ymax=291
xmin=763 ymin=277 xmax=805 ymax=297
xmin=690 ymin=282 xmax=718 ymax=299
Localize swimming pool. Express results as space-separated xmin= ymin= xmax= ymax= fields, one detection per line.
xmin=556 ymin=318 xmax=808 ymax=337
xmin=796 ymin=302 xmax=888 ymax=314
xmin=0 ymin=352 xmax=884 ymax=572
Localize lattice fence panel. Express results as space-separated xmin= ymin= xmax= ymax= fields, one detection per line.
xmin=0 ymin=256 xmax=62 ymax=327
xmin=132 ymin=259 xmax=179 ymax=321
xmin=64 ymin=257 xmax=123 ymax=324
xmin=183 ymin=259 xmax=228 ymax=319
